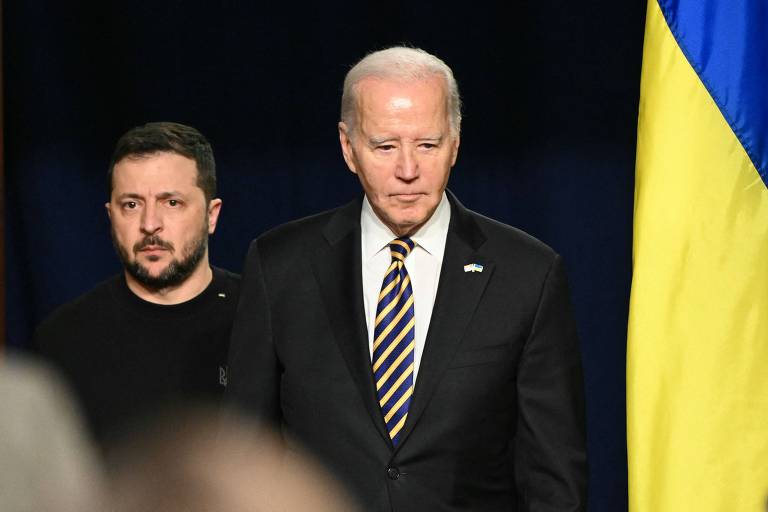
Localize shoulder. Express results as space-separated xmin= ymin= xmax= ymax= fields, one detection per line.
xmin=474 ymin=210 xmax=555 ymax=257
xmin=453 ymin=198 xmax=559 ymax=270
xmin=209 ymin=266 xmax=242 ymax=309
xmin=33 ymin=275 xmax=122 ymax=352
xmin=246 ymin=200 xmax=357 ymax=264
xmin=256 ymin=206 xmax=340 ymax=247
xmin=211 ymin=266 xmax=241 ymax=291
xmin=38 ymin=275 xmax=121 ymax=328
xmin=454 ymin=201 xmax=571 ymax=309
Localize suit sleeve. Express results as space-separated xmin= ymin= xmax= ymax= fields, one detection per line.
xmin=226 ymin=239 xmax=282 ymax=426
xmin=515 ymin=254 xmax=588 ymax=512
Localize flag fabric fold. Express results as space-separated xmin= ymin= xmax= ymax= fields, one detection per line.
xmin=628 ymin=0 xmax=768 ymax=510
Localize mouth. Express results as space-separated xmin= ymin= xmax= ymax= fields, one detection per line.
xmin=137 ymin=245 xmax=170 ymax=256
xmin=391 ymin=193 xmax=425 ymax=202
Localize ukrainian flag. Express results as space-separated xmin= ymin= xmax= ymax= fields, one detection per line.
xmin=627 ymin=0 xmax=768 ymax=510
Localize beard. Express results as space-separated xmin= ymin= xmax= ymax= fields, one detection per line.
xmin=112 ymin=223 xmax=208 ymax=291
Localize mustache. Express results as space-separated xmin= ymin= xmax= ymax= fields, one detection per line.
xmin=133 ymin=235 xmax=175 ymax=253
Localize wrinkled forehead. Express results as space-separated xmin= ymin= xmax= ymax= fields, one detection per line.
xmin=353 ymin=75 xmax=451 ymax=127
xmin=354 ymin=74 xmax=448 ymax=104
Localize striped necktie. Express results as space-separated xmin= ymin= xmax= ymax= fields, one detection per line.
xmin=372 ymin=237 xmax=416 ymax=446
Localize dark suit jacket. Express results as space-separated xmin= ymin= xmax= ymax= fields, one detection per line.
xmin=227 ymin=192 xmax=587 ymax=511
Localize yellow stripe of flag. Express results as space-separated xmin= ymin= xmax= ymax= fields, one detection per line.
xmin=627 ymin=2 xmax=768 ymax=511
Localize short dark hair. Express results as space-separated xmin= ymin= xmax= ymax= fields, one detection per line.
xmin=108 ymin=122 xmax=216 ymax=203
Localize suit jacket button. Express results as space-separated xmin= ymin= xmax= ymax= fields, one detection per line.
xmin=386 ymin=467 xmax=400 ymax=480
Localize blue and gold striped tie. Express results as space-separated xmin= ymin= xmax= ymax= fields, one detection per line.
xmin=373 ymin=237 xmax=416 ymax=446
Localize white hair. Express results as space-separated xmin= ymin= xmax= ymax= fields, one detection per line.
xmin=340 ymin=46 xmax=462 ymax=137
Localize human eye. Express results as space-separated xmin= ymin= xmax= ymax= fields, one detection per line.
xmin=418 ymin=140 xmax=440 ymax=151
xmin=376 ymin=144 xmax=396 ymax=153
xmin=122 ymin=200 xmax=138 ymax=210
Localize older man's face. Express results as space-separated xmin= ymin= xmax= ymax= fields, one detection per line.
xmin=339 ymin=75 xmax=459 ymax=237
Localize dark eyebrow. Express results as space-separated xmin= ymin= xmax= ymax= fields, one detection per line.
xmin=116 ymin=193 xmax=143 ymax=201
xmin=115 ymin=191 xmax=186 ymax=201
xmin=155 ymin=191 xmax=185 ymax=200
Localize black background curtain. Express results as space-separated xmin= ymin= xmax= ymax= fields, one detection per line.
xmin=4 ymin=2 xmax=645 ymax=510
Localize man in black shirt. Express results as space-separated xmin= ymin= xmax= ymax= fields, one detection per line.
xmin=35 ymin=122 xmax=240 ymax=444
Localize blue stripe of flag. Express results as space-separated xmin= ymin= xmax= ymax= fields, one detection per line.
xmin=658 ymin=0 xmax=768 ymax=184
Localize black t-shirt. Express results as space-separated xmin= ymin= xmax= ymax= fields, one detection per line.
xmin=34 ymin=266 xmax=240 ymax=444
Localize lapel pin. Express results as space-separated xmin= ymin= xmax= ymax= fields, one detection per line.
xmin=463 ymin=263 xmax=484 ymax=273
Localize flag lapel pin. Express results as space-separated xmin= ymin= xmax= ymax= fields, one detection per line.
xmin=463 ymin=263 xmax=484 ymax=273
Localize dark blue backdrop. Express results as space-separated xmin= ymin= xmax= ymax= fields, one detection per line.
xmin=4 ymin=2 xmax=644 ymax=510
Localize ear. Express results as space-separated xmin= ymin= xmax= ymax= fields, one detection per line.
xmin=105 ymin=202 xmax=112 ymax=220
xmin=338 ymin=122 xmax=358 ymax=175
xmin=207 ymin=198 xmax=223 ymax=234
xmin=450 ymin=135 xmax=461 ymax=167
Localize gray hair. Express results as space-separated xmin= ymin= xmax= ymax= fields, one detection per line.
xmin=340 ymin=46 xmax=462 ymax=137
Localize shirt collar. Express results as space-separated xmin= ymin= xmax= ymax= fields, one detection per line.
xmin=361 ymin=192 xmax=451 ymax=260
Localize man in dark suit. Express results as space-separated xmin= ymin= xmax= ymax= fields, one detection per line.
xmin=227 ymin=47 xmax=587 ymax=511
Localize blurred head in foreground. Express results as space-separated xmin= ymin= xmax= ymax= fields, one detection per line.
xmin=0 ymin=355 xmax=104 ymax=512
xmin=106 ymin=408 xmax=359 ymax=512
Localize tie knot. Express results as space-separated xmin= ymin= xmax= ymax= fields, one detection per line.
xmin=389 ymin=237 xmax=414 ymax=261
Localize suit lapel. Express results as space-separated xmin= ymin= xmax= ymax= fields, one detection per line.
xmin=395 ymin=192 xmax=495 ymax=450
xmin=311 ymin=198 xmax=392 ymax=445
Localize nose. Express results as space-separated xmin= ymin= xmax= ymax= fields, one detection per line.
xmin=140 ymin=202 xmax=163 ymax=234
xmin=395 ymin=146 xmax=419 ymax=182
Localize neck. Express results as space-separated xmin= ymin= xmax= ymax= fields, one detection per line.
xmin=124 ymin=260 xmax=213 ymax=305
xmin=376 ymin=211 xmax=428 ymax=239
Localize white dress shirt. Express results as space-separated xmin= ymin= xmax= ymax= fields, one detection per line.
xmin=360 ymin=192 xmax=451 ymax=383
